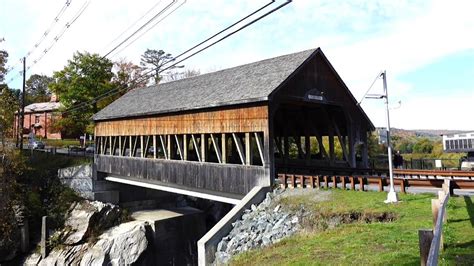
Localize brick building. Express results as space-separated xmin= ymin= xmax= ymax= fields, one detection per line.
xmin=14 ymin=95 xmax=63 ymax=139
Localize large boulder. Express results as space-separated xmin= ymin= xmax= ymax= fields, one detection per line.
xmin=80 ymin=221 xmax=149 ymax=265
xmin=63 ymin=200 xmax=121 ymax=245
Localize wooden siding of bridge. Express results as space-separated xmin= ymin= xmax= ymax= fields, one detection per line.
xmin=96 ymin=155 xmax=267 ymax=195
xmin=95 ymin=105 xmax=269 ymax=137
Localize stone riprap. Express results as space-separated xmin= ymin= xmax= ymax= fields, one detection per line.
xmin=214 ymin=189 xmax=312 ymax=265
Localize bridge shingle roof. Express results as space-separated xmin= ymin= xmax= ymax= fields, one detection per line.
xmin=93 ymin=48 xmax=318 ymax=121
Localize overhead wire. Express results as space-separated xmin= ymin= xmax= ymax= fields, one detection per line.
xmin=5 ymin=0 xmax=72 ymax=78
xmin=102 ymin=0 xmax=177 ymax=58
xmin=60 ymin=0 xmax=292 ymax=116
xmin=7 ymin=0 xmax=90 ymax=85
xmin=101 ymin=0 xmax=163 ymax=54
xmin=108 ymin=0 xmax=187 ymax=59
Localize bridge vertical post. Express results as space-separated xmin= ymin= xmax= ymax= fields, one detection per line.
xmin=153 ymin=135 xmax=157 ymax=159
xmin=245 ymin=133 xmax=252 ymax=165
xmin=183 ymin=134 xmax=188 ymax=160
xmin=221 ymin=133 xmax=226 ymax=164
xmin=129 ymin=136 xmax=132 ymax=157
xmin=201 ymin=134 xmax=207 ymax=162
xmin=167 ymin=135 xmax=172 ymax=160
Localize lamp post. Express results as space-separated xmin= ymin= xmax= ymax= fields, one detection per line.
xmin=363 ymin=70 xmax=398 ymax=203
xmin=381 ymin=71 xmax=398 ymax=203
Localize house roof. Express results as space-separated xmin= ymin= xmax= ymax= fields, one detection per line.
xmin=24 ymin=101 xmax=62 ymax=113
xmin=93 ymin=48 xmax=317 ymax=121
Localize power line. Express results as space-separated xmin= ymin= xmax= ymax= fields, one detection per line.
xmin=102 ymin=0 xmax=177 ymax=58
xmin=61 ymin=0 xmax=291 ymax=116
xmin=101 ymin=0 xmax=163 ymax=54
xmin=7 ymin=0 xmax=90 ymax=85
xmin=108 ymin=0 xmax=187 ymax=59
xmin=5 ymin=0 xmax=72 ymax=78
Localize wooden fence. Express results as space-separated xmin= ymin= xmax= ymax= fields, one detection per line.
xmin=419 ymin=180 xmax=451 ymax=266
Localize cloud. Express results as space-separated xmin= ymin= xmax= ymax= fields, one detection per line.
xmin=1 ymin=0 xmax=473 ymax=130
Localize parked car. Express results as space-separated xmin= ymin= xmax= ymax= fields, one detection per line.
xmin=29 ymin=140 xmax=45 ymax=149
xmin=85 ymin=144 xmax=95 ymax=154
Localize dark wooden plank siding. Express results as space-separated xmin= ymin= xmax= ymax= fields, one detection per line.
xmin=95 ymin=155 xmax=267 ymax=195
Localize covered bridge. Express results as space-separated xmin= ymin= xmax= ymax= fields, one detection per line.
xmin=93 ymin=48 xmax=374 ymax=203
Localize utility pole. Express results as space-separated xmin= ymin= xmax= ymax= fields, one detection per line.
xmin=382 ymin=70 xmax=398 ymax=203
xmin=19 ymin=57 xmax=26 ymax=150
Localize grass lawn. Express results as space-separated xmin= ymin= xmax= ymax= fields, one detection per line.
xmin=41 ymin=139 xmax=81 ymax=147
xmin=231 ymin=190 xmax=474 ymax=265
xmin=442 ymin=195 xmax=474 ymax=265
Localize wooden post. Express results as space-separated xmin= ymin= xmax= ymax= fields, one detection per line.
xmin=289 ymin=174 xmax=295 ymax=188
xmin=295 ymin=175 xmax=303 ymax=188
xmin=399 ymin=179 xmax=406 ymax=193
xmin=201 ymin=134 xmax=207 ymax=162
xmin=153 ymin=135 xmax=157 ymax=159
xmin=324 ymin=176 xmax=329 ymax=188
xmin=350 ymin=176 xmax=355 ymax=190
xmin=278 ymin=174 xmax=286 ymax=188
xmin=140 ymin=136 xmax=144 ymax=158
xmin=221 ymin=133 xmax=227 ymax=164
xmin=333 ymin=176 xmax=337 ymax=189
xmin=245 ymin=132 xmax=252 ymax=165
xmin=431 ymin=199 xmax=440 ymax=227
xmin=109 ymin=136 xmax=113 ymax=155
xmin=443 ymin=179 xmax=453 ymax=196
xmin=232 ymin=133 xmax=245 ymax=165
xmin=305 ymin=132 xmax=311 ymax=161
xmin=305 ymin=175 xmax=313 ymax=188
xmin=341 ymin=176 xmax=346 ymax=190
xmin=129 ymin=136 xmax=132 ymax=157
xmin=359 ymin=177 xmax=364 ymax=191
xmin=316 ymin=175 xmax=320 ymax=189
xmin=118 ymin=136 xmax=122 ymax=156
xmin=418 ymin=229 xmax=433 ymax=266
xmin=210 ymin=133 xmax=222 ymax=163
xmin=183 ymin=134 xmax=188 ymax=160
xmin=167 ymin=135 xmax=172 ymax=160
xmin=378 ymin=178 xmax=383 ymax=192
xmin=41 ymin=216 xmax=48 ymax=259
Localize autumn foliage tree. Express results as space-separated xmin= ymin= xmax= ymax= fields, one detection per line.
xmin=50 ymin=52 xmax=116 ymax=136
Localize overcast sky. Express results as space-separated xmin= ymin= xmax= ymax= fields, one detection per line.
xmin=1 ymin=0 xmax=473 ymax=131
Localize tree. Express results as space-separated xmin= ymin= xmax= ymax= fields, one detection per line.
xmin=140 ymin=49 xmax=178 ymax=85
xmin=112 ymin=59 xmax=147 ymax=91
xmin=0 ymin=44 xmax=17 ymax=148
xmin=163 ymin=68 xmax=201 ymax=82
xmin=50 ymin=51 xmax=115 ymax=136
xmin=0 ymin=38 xmax=7 ymax=83
xmin=0 ymin=87 xmax=18 ymax=148
xmin=412 ymin=138 xmax=434 ymax=154
xmin=25 ymin=74 xmax=53 ymax=104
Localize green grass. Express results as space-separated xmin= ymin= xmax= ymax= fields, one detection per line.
xmin=231 ymin=190 xmax=474 ymax=265
xmin=442 ymin=196 xmax=474 ymax=265
xmin=41 ymin=138 xmax=93 ymax=148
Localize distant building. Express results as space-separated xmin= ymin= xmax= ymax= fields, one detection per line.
xmin=14 ymin=94 xmax=63 ymax=139
xmin=442 ymin=132 xmax=474 ymax=153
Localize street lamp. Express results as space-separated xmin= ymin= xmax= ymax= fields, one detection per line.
xmin=363 ymin=70 xmax=398 ymax=203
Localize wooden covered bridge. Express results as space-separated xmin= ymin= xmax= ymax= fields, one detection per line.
xmin=92 ymin=48 xmax=374 ymax=203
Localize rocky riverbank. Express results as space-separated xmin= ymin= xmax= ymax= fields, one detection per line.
xmin=23 ymin=200 xmax=148 ymax=265
xmin=214 ymin=189 xmax=331 ymax=265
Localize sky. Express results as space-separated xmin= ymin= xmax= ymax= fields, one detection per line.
xmin=1 ymin=0 xmax=473 ymax=131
